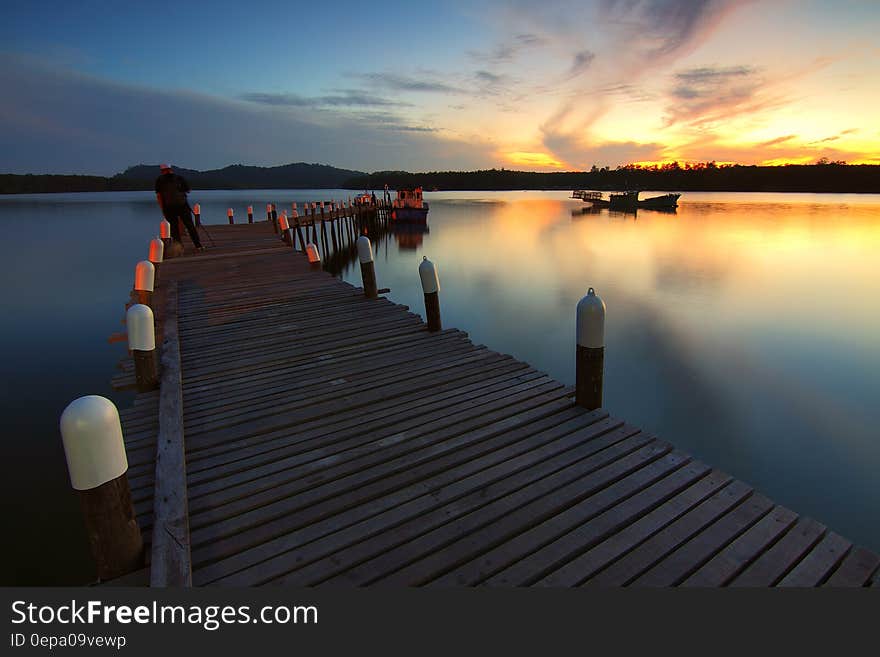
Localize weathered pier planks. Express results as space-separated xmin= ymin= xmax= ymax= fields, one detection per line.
xmin=110 ymin=216 xmax=878 ymax=587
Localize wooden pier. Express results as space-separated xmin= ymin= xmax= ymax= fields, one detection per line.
xmin=107 ymin=207 xmax=878 ymax=587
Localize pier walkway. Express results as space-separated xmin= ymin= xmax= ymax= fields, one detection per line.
xmin=113 ymin=218 xmax=878 ymax=587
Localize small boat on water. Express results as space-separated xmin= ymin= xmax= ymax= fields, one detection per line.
xmin=391 ymin=186 xmax=429 ymax=223
xmin=571 ymin=189 xmax=681 ymax=210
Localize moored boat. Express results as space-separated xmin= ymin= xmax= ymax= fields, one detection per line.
xmin=391 ymin=186 xmax=429 ymax=223
xmin=571 ymin=189 xmax=681 ymax=210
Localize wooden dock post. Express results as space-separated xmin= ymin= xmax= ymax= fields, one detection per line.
xmin=60 ymin=396 xmax=143 ymax=581
xmin=330 ymin=203 xmax=340 ymax=254
xmin=305 ymin=242 xmax=321 ymax=270
xmin=159 ymin=219 xmax=172 ymax=250
xmin=127 ymin=303 xmax=159 ymax=392
xmin=227 ymin=208 xmax=234 ymax=225
xmin=311 ymin=204 xmax=319 ymax=243
xmin=293 ymin=210 xmax=305 ymax=251
xmin=419 ymin=256 xmax=441 ymax=331
xmin=133 ymin=260 xmax=155 ymax=307
xmin=148 ymin=237 xmax=164 ymax=282
xmin=575 ymin=287 xmax=605 ymax=410
xmin=279 ymin=211 xmax=293 ymax=246
xmin=357 ymin=235 xmax=378 ymax=298
xmin=192 ymin=203 xmax=201 ymax=227
xmin=247 ymin=205 xmax=254 ymax=224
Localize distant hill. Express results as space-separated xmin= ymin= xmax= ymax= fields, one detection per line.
xmin=117 ymin=162 xmax=365 ymax=190
xmin=0 ymin=162 xmax=366 ymax=194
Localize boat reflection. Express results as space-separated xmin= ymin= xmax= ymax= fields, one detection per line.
xmin=392 ymin=222 xmax=430 ymax=250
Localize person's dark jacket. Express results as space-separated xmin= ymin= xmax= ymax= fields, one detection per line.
xmin=155 ymin=173 xmax=191 ymax=208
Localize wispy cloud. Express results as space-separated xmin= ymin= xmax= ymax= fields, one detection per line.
xmin=353 ymin=72 xmax=460 ymax=94
xmin=567 ymin=50 xmax=596 ymax=78
xmin=239 ymin=90 xmax=407 ymax=108
xmin=759 ymin=134 xmax=798 ymax=148
xmin=468 ymin=32 xmax=547 ymax=64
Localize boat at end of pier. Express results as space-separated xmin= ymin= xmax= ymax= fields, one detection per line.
xmin=391 ymin=186 xmax=430 ymax=223
xmin=571 ymin=189 xmax=681 ymax=210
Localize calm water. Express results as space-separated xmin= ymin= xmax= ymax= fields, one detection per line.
xmin=1 ymin=189 xmax=878 ymax=585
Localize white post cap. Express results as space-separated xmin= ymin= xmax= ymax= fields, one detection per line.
xmin=148 ymin=238 xmax=164 ymax=264
xmin=305 ymin=243 xmax=321 ymax=263
xmin=159 ymin=219 xmax=171 ymax=239
xmin=134 ymin=260 xmax=155 ymax=292
xmin=60 ymin=395 xmax=128 ymax=490
xmin=419 ymin=256 xmax=440 ymax=294
xmin=279 ymin=213 xmax=290 ymax=231
xmin=127 ymin=303 xmax=155 ymax=351
xmin=356 ymin=235 xmax=373 ymax=263
xmin=576 ymin=287 xmax=606 ymax=348
xmin=193 ymin=203 xmax=200 ymax=213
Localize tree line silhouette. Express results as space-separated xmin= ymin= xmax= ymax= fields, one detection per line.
xmin=2 ymin=161 xmax=878 ymax=195
xmin=345 ymin=161 xmax=879 ymax=193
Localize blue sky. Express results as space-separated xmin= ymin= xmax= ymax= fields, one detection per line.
xmin=2 ymin=0 xmax=879 ymax=174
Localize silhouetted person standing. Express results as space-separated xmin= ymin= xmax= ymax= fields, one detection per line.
xmin=155 ymin=164 xmax=203 ymax=250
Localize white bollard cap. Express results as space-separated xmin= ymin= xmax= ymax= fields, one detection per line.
xmin=356 ymin=235 xmax=373 ymax=263
xmin=160 ymin=219 xmax=171 ymax=239
xmin=193 ymin=203 xmax=200 ymax=214
xmin=279 ymin=212 xmax=290 ymax=231
xmin=576 ymin=287 xmax=606 ymax=348
xmin=149 ymin=237 xmax=164 ymax=264
xmin=134 ymin=260 xmax=155 ymax=292
xmin=305 ymin=243 xmax=321 ymax=263
xmin=60 ymin=395 xmax=128 ymax=490
xmin=419 ymin=256 xmax=440 ymax=294
xmin=127 ymin=303 xmax=156 ymax=351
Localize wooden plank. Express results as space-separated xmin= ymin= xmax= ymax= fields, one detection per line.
xmin=294 ymin=413 xmax=631 ymax=586
xmin=535 ymin=469 xmax=734 ymax=586
xmin=727 ymin=517 xmax=827 ymax=587
xmin=423 ymin=446 xmax=685 ymax=587
xmin=777 ymin=532 xmax=852 ymax=587
xmin=823 ymin=547 xmax=880 ymax=587
xmin=680 ymin=505 xmax=798 ymax=587
xmin=188 ymin=384 xmax=577 ymax=562
xmin=484 ymin=460 xmax=714 ymax=586
xmin=583 ymin=481 xmax=754 ymax=586
xmin=204 ymin=432 xmax=665 ymax=586
xmin=183 ymin=359 xmax=531 ymax=469
xmin=629 ymin=494 xmax=774 ymax=586
xmin=149 ymin=282 xmax=193 ymax=587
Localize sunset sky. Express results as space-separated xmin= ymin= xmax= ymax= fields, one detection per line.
xmin=1 ymin=0 xmax=878 ymax=174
